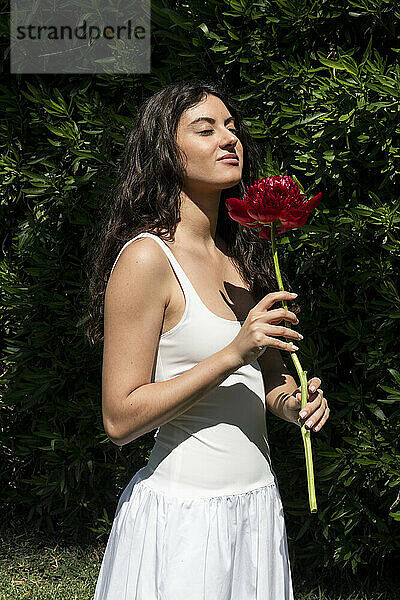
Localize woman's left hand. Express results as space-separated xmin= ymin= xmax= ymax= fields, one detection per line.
xmin=284 ymin=377 xmax=330 ymax=431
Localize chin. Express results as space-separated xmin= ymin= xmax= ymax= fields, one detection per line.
xmin=222 ymin=177 xmax=242 ymax=189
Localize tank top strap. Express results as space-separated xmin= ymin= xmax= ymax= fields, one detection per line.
xmin=109 ymin=232 xmax=194 ymax=303
xmin=136 ymin=232 xmax=194 ymax=300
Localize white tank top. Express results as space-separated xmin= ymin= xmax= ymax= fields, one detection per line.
xmin=109 ymin=232 xmax=277 ymax=497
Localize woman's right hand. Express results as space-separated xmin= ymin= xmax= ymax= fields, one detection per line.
xmin=228 ymin=291 xmax=302 ymax=367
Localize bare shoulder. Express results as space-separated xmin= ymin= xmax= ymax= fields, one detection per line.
xmin=106 ymin=236 xmax=172 ymax=305
xmin=107 ymin=236 xmax=170 ymax=280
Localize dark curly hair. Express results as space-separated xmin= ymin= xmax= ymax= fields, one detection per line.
xmin=84 ymin=78 xmax=298 ymax=347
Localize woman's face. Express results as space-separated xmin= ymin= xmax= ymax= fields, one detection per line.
xmin=176 ymin=94 xmax=243 ymax=192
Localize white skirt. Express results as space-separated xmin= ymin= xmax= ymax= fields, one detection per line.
xmin=93 ymin=466 xmax=295 ymax=600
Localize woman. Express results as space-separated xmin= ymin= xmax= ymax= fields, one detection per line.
xmin=88 ymin=78 xmax=330 ymax=599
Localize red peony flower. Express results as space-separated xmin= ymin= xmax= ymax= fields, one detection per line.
xmin=225 ymin=175 xmax=322 ymax=240
xmin=225 ymin=174 xmax=322 ymax=514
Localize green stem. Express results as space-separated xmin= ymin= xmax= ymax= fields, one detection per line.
xmin=270 ymin=220 xmax=317 ymax=513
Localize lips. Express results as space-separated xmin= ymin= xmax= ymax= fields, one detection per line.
xmin=218 ymin=157 xmax=240 ymax=165
xmin=217 ymin=154 xmax=238 ymax=161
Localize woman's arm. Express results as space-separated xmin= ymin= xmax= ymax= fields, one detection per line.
xmin=257 ymin=347 xmax=299 ymax=425
xmin=112 ymin=344 xmax=241 ymax=446
xmin=102 ymin=238 xmax=242 ymax=447
xmin=258 ymin=348 xmax=331 ymax=431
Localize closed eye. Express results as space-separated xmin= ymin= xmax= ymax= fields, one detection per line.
xmin=198 ymin=128 xmax=238 ymax=135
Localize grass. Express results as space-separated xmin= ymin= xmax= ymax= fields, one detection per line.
xmin=0 ymin=530 xmax=102 ymax=600
xmin=0 ymin=528 xmax=398 ymax=600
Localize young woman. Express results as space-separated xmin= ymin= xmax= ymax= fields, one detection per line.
xmin=88 ymin=78 xmax=330 ymax=599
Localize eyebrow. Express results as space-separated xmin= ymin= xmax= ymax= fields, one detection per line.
xmin=188 ymin=116 xmax=235 ymax=127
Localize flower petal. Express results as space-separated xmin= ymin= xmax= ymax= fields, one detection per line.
xmin=278 ymin=216 xmax=300 ymax=227
xmin=225 ymin=197 xmax=248 ymax=216
xmin=225 ymin=197 xmax=256 ymax=225
xmin=305 ymin=192 xmax=322 ymax=212
xmin=247 ymin=207 xmax=281 ymax=223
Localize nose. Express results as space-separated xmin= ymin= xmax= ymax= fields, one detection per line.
xmin=220 ymin=132 xmax=238 ymax=149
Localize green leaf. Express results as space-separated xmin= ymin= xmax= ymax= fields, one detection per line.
xmin=198 ymin=23 xmax=209 ymax=35
xmin=388 ymin=369 xmax=400 ymax=387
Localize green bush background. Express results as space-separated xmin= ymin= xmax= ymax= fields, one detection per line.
xmin=1 ymin=0 xmax=399 ymax=589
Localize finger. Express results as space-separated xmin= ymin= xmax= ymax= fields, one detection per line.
xmin=296 ymin=386 xmax=323 ymax=405
xmin=308 ymin=377 xmax=321 ymax=393
xmin=255 ymin=291 xmax=299 ymax=313
xmin=304 ymin=399 xmax=327 ymax=429
xmin=264 ymin=323 xmax=302 ymax=341
xmin=312 ymin=406 xmax=331 ymax=432
xmin=298 ymin=389 xmax=325 ymax=418
xmin=262 ymin=335 xmax=300 ymax=354
xmin=295 ymin=381 xmax=322 ymax=402
xmin=265 ymin=308 xmax=298 ymax=325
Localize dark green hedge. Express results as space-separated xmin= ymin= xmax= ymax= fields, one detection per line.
xmin=1 ymin=0 xmax=399 ymax=588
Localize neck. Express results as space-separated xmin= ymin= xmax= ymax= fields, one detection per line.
xmin=173 ymin=187 xmax=224 ymax=252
